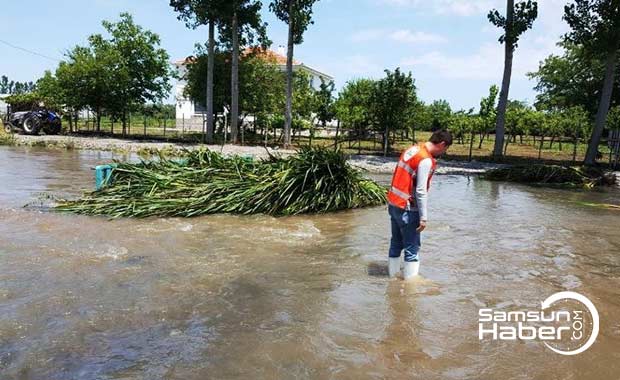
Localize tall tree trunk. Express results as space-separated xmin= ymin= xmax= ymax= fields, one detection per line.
xmin=538 ymin=135 xmax=544 ymax=160
xmin=230 ymin=10 xmax=240 ymax=144
xmin=468 ymin=132 xmax=475 ymax=161
xmin=573 ymin=136 xmax=578 ymax=163
xmin=206 ymin=20 xmax=215 ymax=144
xmin=478 ymin=131 xmax=486 ymax=149
xmin=493 ymin=0 xmax=515 ymax=157
xmin=283 ymin=0 xmax=295 ymax=148
xmin=383 ymin=125 xmax=389 ymax=156
xmin=585 ymin=47 xmax=618 ymax=165
xmin=334 ymin=119 xmax=340 ymax=151
xmin=122 ymin=111 xmax=127 ymax=136
xmin=95 ymin=108 xmax=100 ymax=132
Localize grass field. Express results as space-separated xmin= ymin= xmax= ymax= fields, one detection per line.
xmin=1 ymin=116 xmax=618 ymax=168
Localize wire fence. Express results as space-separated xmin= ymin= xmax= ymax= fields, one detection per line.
xmin=2 ymin=107 xmax=619 ymax=168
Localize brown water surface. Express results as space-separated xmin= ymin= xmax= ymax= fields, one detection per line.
xmin=1 ymin=146 xmax=619 ymax=379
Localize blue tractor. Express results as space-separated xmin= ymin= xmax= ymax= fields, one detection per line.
xmin=4 ymin=109 xmax=62 ymax=135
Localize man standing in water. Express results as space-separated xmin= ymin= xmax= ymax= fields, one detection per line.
xmin=387 ymin=130 xmax=452 ymax=280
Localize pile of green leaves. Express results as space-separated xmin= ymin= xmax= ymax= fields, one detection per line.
xmin=56 ymin=147 xmax=387 ymax=218
xmin=483 ymin=164 xmax=616 ymax=189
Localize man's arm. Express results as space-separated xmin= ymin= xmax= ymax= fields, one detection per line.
xmin=414 ymin=158 xmax=432 ymax=223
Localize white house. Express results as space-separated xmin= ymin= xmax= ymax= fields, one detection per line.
xmin=173 ymin=48 xmax=333 ymax=130
xmin=0 ymin=94 xmax=9 ymax=116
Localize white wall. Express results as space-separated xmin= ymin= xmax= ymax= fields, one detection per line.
xmin=0 ymin=94 xmax=8 ymax=115
xmin=173 ymin=64 xmax=333 ymax=119
xmin=174 ymin=65 xmax=194 ymax=120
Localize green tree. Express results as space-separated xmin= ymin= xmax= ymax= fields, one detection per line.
xmin=60 ymin=42 xmax=122 ymax=131
xmin=238 ymin=54 xmax=285 ymax=141
xmin=557 ymin=106 xmax=591 ymax=162
xmin=184 ymin=48 xmax=230 ymax=116
xmin=528 ymin=42 xmax=620 ymax=115
xmin=0 ymin=76 xmax=36 ymax=94
xmin=239 ymin=55 xmax=285 ymax=138
xmin=503 ymin=104 xmax=533 ymax=155
xmin=447 ymin=109 xmax=474 ymax=145
xmin=38 ymin=14 xmax=171 ymax=133
xmin=428 ymin=99 xmax=452 ymax=131
xmin=269 ymin=0 xmax=320 ymax=147
xmin=90 ymin=13 xmax=172 ymax=132
xmin=563 ymin=0 xmax=620 ymax=165
xmin=34 ymin=71 xmax=62 ymax=112
xmin=334 ymin=78 xmax=375 ymax=151
xmin=315 ymin=79 xmax=335 ymax=128
xmin=608 ymin=106 xmax=620 ymax=131
xmin=292 ymin=70 xmax=315 ymax=122
xmin=184 ymin=49 xmax=287 ymax=132
xmin=488 ymin=0 xmax=538 ymax=157
xmin=408 ymin=100 xmax=431 ymax=136
xmin=478 ymin=84 xmax=499 ymax=148
xmin=371 ymin=68 xmax=417 ymax=156
xmin=171 ymin=0 xmax=228 ymax=143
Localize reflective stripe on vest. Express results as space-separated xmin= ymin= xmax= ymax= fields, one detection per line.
xmin=389 ymin=186 xmax=411 ymax=201
xmin=397 ymin=160 xmax=416 ymax=176
xmin=387 ymin=144 xmax=436 ymax=209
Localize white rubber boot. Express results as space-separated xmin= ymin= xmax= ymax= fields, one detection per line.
xmin=388 ymin=257 xmax=401 ymax=278
xmin=403 ymin=261 xmax=420 ymax=280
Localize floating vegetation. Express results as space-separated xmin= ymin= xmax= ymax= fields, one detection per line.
xmin=483 ymin=164 xmax=617 ymax=189
xmin=56 ymin=147 xmax=387 ymax=218
xmin=572 ymin=201 xmax=620 ymax=210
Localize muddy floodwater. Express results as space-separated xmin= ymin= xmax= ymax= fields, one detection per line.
xmin=1 ymin=146 xmax=619 ymax=380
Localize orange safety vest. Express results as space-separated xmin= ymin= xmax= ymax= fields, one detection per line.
xmin=387 ymin=144 xmax=437 ymax=209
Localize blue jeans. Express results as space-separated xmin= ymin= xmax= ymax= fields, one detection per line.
xmin=388 ymin=204 xmax=421 ymax=262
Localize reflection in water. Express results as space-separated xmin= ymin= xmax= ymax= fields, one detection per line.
xmin=0 ymin=146 xmax=619 ymax=379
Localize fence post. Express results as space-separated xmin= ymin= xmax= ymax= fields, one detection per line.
xmin=182 ymin=113 xmax=185 ymax=136
xmin=144 ymin=116 xmax=147 ymax=136
xmin=163 ymin=116 xmax=167 ymax=137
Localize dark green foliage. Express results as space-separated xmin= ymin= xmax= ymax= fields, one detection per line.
xmin=315 ymin=79 xmax=335 ymax=127
xmin=269 ymin=0 xmax=319 ymax=44
xmin=3 ymin=93 xmax=48 ymax=112
xmin=0 ymin=75 xmax=36 ymax=94
xmin=488 ymin=0 xmax=538 ymax=48
xmin=562 ymin=0 xmax=620 ymax=165
xmin=563 ymin=0 xmax=620 ymax=53
xmin=56 ymin=147 xmax=387 ymax=218
xmin=527 ymin=42 xmax=620 ymax=116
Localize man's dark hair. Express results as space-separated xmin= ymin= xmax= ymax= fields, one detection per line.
xmin=429 ymin=129 xmax=453 ymax=146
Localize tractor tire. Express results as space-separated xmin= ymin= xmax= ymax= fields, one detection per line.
xmin=22 ymin=115 xmax=41 ymax=135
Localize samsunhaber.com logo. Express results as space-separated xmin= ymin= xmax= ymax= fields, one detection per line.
xmin=479 ymin=291 xmax=599 ymax=355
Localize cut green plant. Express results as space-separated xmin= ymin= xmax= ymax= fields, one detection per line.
xmin=56 ymin=147 xmax=387 ymax=218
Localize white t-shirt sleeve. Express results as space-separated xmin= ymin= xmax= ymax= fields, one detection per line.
xmin=415 ymin=158 xmax=432 ymax=221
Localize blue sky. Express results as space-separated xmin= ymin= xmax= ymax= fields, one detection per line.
xmin=0 ymin=0 xmax=569 ymax=110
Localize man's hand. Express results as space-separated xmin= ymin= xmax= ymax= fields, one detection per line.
xmin=416 ymin=220 xmax=427 ymax=232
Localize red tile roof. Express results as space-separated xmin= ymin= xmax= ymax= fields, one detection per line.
xmin=174 ymin=47 xmax=299 ymax=66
